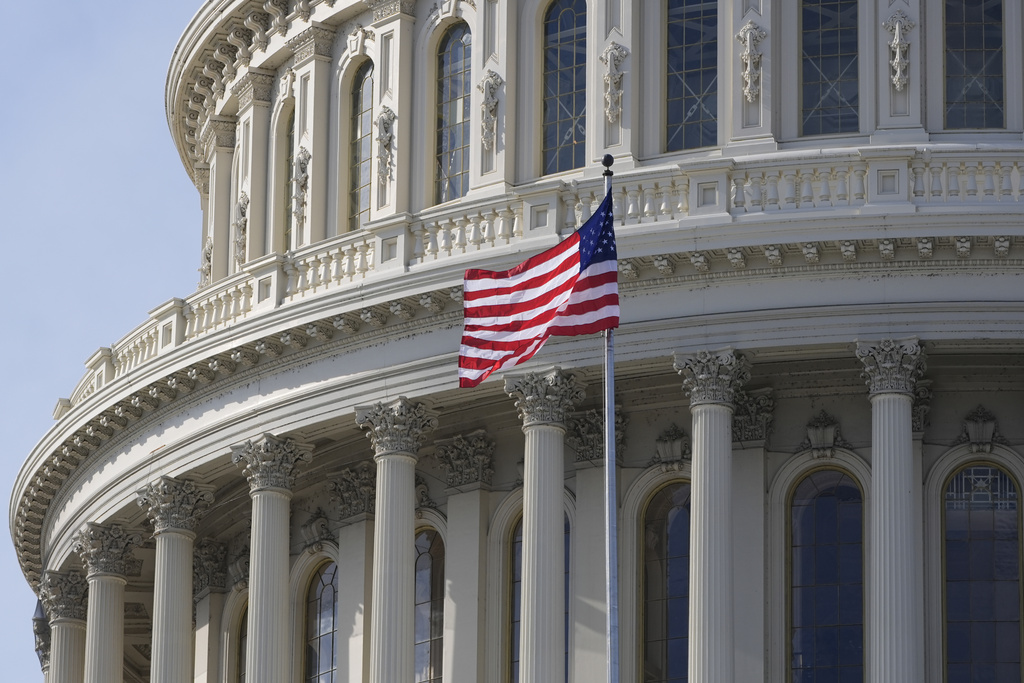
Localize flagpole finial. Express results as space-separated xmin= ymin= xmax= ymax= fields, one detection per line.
xmin=602 ymin=154 xmax=614 ymax=176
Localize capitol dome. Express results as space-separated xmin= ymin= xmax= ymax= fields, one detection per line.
xmin=12 ymin=1 xmax=1024 ymax=682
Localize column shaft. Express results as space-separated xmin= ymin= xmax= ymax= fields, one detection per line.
xmin=247 ymin=489 xmax=292 ymax=683
xmin=83 ymin=575 xmax=126 ymax=683
xmin=688 ymin=403 xmax=735 ymax=683
xmin=151 ymin=530 xmax=195 ymax=683
xmin=520 ymin=423 xmax=566 ymax=683
xmin=369 ymin=453 xmax=417 ymax=683
xmin=49 ymin=619 xmax=86 ymax=683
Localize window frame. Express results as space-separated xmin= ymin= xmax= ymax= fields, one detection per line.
xmin=433 ymin=20 xmax=474 ymax=205
xmin=540 ymin=0 xmax=589 ymax=176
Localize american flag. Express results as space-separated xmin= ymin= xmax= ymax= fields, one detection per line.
xmin=458 ymin=189 xmax=619 ymax=388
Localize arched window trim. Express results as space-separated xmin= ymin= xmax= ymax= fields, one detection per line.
xmin=220 ymin=585 xmax=249 ymax=683
xmin=287 ymin=542 xmax=340 ymax=682
xmin=924 ymin=443 xmax=1024 ymax=681
xmin=331 ymin=54 xmax=377 ymax=236
xmin=766 ymin=448 xmax=872 ymax=682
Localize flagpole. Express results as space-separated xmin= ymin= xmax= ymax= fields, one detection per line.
xmin=601 ymin=153 xmax=619 ymax=683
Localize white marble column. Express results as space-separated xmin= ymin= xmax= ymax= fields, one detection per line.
xmin=40 ymin=571 xmax=89 ymax=683
xmin=356 ymin=397 xmax=438 ymax=683
xmin=857 ymin=338 xmax=926 ymax=683
xmin=231 ymin=434 xmax=314 ymax=683
xmin=74 ymin=523 xmax=142 ymax=683
xmin=137 ymin=476 xmax=215 ymax=683
xmin=506 ymin=369 xmax=585 ymax=683
xmin=674 ymin=349 xmax=751 ymax=683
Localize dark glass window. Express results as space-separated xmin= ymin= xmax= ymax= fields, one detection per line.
xmin=801 ymin=0 xmax=859 ymax=136
xmin=790 ymin=469 xmax=864 ymax=682
xmin=415 ymin=529 xmax=445 ymax=683
xmin=542 ymin=0 xmax=587 ymax=174
xmin=304 ymin=562 xmax=338 ymax=683
xmin=666 ymin=0 xmax=718 ymax=151
xmin=349 ymin=61 xmax=374 ymax=231
xmin=643 ymin=481 xmax=691 ymax=683
xmin=945 ymin=465 xmax=1021 ymax=681
xmin=945 ymin=0 xmax=1004 ymax=129
xmin=510 ymin=515 xmax=570 ymax=682
xmin=436 ymin=23 xmax=472 ymax=204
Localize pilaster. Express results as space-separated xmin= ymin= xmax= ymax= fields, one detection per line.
xmin=591 ymin=2 xmax=636 ymax=165
xmin=723 ymin=0 xmax=777 ymax=152
xmin=231 ymin=71 xmax=274 ymax=260
xmin=472 ymin=0 xmax=515 ymax=189
xmin=505 ymin=369 xmax=585 ymax=683
xmin=192 ymin=540 xmax=228 ymax=683
xmin=40 ymin=570 xmax=89 ymax=683
xmin=202 ymin=117 xmax=237 ymax=282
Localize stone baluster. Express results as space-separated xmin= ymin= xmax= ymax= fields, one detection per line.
xmin=74 ymin=523 xmax=143 ymax=683
xmin=356 ymin=398 xmax=438 ymax=683
xmin=856 ymin=339 xmax=926 ymax=683
xmin=39 ymin=570 xmax=89 ymax=683
xmin=137 ymin=477 xmax=215 ymax=683
xmin=231 ymin=434 xmax=314 ymax=683
xmin=673 ymin=349 xmax=751 ymax=683
xmin=505 ymin=369 xmax=585 ymax=683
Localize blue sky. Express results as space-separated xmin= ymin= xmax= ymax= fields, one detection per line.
xmin=0 ymin=3 xmax=204 ymax=678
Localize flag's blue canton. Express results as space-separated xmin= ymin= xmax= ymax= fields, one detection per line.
xmin=578 ymin=192 xmax=617 ymax=271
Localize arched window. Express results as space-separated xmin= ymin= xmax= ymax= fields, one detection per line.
xmin=642 ymin=481 xmax=691 ymax=683
xmin=944 ymin=0 xmax=1004 ymax=128
xmin=666 ymin=0 xmax=717 ymax=151
xmin=304 ymin=561 xmax=338 ymax=683
xmin=542 ymin=0 xmax=587 ymax=174
xmin=800 ymin=0 xmax=859 ymax=135
xmin=509 ymin=515 xmax=570 ymax=682
xmin=238 ymin=606 xmax=248 ymax=683
xmin=349 ymin=61 xmax=374 ymax=231
xmin=415 ymin=528 xmax=445 ymax=683
xmin=944 ymin=464 xmax=1021 ymax=680
xmin=790 ymin=469 xmax=864 ymax=681
xmin=436 ymin=23 xmax=472 ymax=204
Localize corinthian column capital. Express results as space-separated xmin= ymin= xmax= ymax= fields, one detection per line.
xmin=39 ymin=570 xmax=89 ymax=621
xmin=137 ymin=476 xmax=215 ymax=534
xmin=356 ymin=397 xmax=438 ymax=457
xmin=673 ymin=348 xmax=751 ymax=407
xmin=856 ymin=338 xmax=926 ymax=395
xmin=505 ymin=368 xmax=586 ymax=428
xmin=231 ymin=433 xmax=313 ymax=493
xmin=73 ymin=523 xmax=142 ymax=578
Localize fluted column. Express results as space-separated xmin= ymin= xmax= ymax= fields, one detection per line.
xmin=40 ymin=571 xmax=89 ymax=683
xmin=505 ymin=369 xmax=585 ymax=683
xmin=231 ymin=434 xmax=313 ymax=683
xmin=674 ymin=349 xmax=751 ymax=683
xmin=74 ymin=524 xmax=142 ymax=683
xmin=857 ymin=338 xmax=926 ymax=683
xmin=357 ymin=397 xmax=438 ymax=683
xmin=137 ymin=477 xmax=215 ymax=683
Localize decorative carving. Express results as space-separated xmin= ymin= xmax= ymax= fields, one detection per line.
xmin=368 ymin=0 xmax=417 ymax=21
xmin=244 ymin=12 xmax=271 ymax=52
xmin=955 ymin=405 xmax=1010 ymax=453
xmin=254 ymin=338 xmax=284 ymax=357
xmin=230 ymin=433 xmax=314 ymax=492
xmin=478 ymin=70 xmax=504 ymax=150
xmin=232 ymin=72 xmax=274 ymax=110
xmin=764 ymin=244 xmax=783 ymax=266
xmin=419 ymin=292 xmax=447 ymax=313
xmin=856 ymin=338 xmax=926 ymax=395
xmin=137 ymin=476 xmax=215 ymax=534
xmin=306 ymin=321 xmax=334 ymax=341
xmin=227 ymin=26 xmax=254 ymax=67
xmin=39 ymin=571 xmax=88 ymax=621
xmin=347 ymin=25 xmax=374 ymax=56
xmin=415 ymin=475 xmax=437 ymax=510
xmin=233 ymin=192 xmax=249 ymax=268
xmin=732 ymin=388 xmax=775 ymax=443
xmin=727 ymin=249 xmax=746 ymax=269
xmin=882 ymin=10 xmax=915 ymax=92
xmin=301 ymin=508 xmax=336 ymax=553
xmin=798 ymin=411 xmax=853 ymax=459
xmin=356 ymin=398 xmax=438 ymax=457
xmin=435 ymin=430 xmax=495 ymax=487
xmin=802 ymin=243 xmax=820 ymax=264
xmin=215 ymin=43 xmax=239 ymax=82
xmin=567 ymin=407 xmax=627 ymax=463
xmin=505 ymin=368 xmax=586 ymax=428
xmin=389 ymin=301 xmax=415 ymax=320
xmin=287 ymin=26 xmax=336 ymax=64
xmin=360 ymin=308 xmax=387 ymax=327
xmin=912 ymin=379 xmax=932 ymax=432
xmin=292 ymin=147 xmax=311 ymax=234
xmin=264 ymin=0 xmax=288 ymax=35
xmin=73 ymin=523 xmax=143 ymax=577
xmin=333 ymin=315 xmax=361 ymax=334
xmin=32 ymin=600 xmax=50 ymax=669
xmin=649 ymin=424 xmax=691 ymax=471
xmin=193 ymin=540 xmax=228 ymax=596
xmin=230 ymin=347 xmax=260 ymax=367
xmin=878 ymin=239 xmax=895 ymax=260
xmin=199 ymin=236 xmax=213 ymax=288
xmin=599 ymin=42 xmax=629 ymax=123
xmin=376 ymin=106 xmax=396 ymax=183
xmin=689 ymin=252 xmax=710 ymax=272
xmin=735 ymin=21 xmax=767 ymax=102
xmin=124 ymin=602 xmax=148 ymax=619
xmin=674 ymin=349 xmax=751 ymax=406
xmin=619 ymin=260 xmax=639 ymax=280
xmin=955 ymin=236 xmax=972 ymax=258
xmin=917 ymin=237 xmax=933 ymax=259
xmin=228 ymin=545 xmax=250 ymax=590
xmin=329 ymin=462 xmax=376 ymax=518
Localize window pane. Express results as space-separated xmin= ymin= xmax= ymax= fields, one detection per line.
xmin=414 ymin=529 xmax=445 ymax=683
xmin=436 ymin=24 xmax=472 ymax=203
xmin=801 ymin=0 xmax=859 ymax=135
xmin=542 ymin=0 xmax=586 ymax=174
xmin=666 ymin=0 xmax=718 ymax=151
xmin=304 ymin=563 xmax=338 ymax=683
xmin=945 ymin=0 xmax=1004 ymax=128
xmin=348 ymin=62 xmax=374 ymax=232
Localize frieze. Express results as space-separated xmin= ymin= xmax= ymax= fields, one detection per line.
xmin=435 ymin=430 xmax=495 ymax=487
xmin=856 ymin=338 xmax=926 ymax=396
xmin=231 ymin=433 xmax=314 ymax=492
xmin=329 ymin=462 xmax=376 ymax=518
xmin=356 ymin=398 xmax=438 ymax=457
xmin=505 ymin=368 xmax=586 ymax=429
xmin=674 ymin=348 xmax=751 ymax=407
xmin=137 ymin=476 xmax=215 ymax=534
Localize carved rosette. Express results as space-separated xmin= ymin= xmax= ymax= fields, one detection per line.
xmin=329 ymin=462 xmax=376 ymax=517
xmin=192 ymin=540 xmax=228 ymax=597
xmin=731 ymin=388 xmax=775 ymax=443
xmin=599 ymin=42 xmax=630 ymax=123
xmin=674 ymin=349 xmax=751 ymax=407
xmin=435 ymin=430 xmax=496 ymax=487
xmin=39 ymin=570 xmax=89 ymax=621
xmin=505 ymin=368 xmax=586 ymax=429
xmin=73 ymin=523 xmax=143 ymax=578
xmin=137 ymin=476 xmax=215 ymax=534
xmin=567 ymin=407 xmax=627 ymax=463
xmin=855 ymin=338 xmax=926 ymax=396
xmin=356 ymin=398 xmax=438 ymax=457
xmin=231 ymin=434 xmax=314 ymax=493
